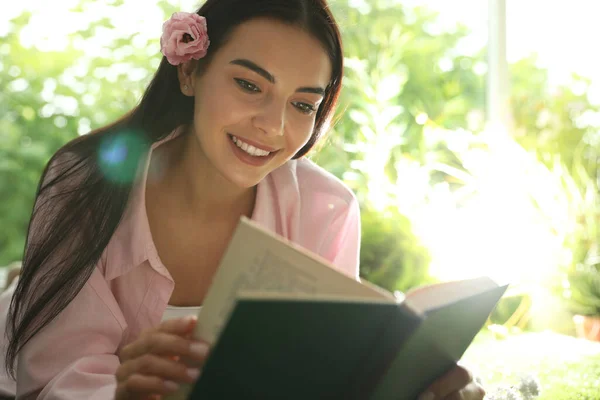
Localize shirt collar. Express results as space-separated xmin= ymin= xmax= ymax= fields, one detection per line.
xmin=103 ymin=127 xmax=183 ymax=281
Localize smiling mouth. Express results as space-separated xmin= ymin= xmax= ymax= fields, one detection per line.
xmin=228 ymin=134 xmax=277 ymax=157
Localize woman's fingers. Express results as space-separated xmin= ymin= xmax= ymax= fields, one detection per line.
xmin=121 ymin=331 xmax=209 ymax=361
xmin=116 ymin=354 xmax=201 ymax=385
xmin=155 ymin=315 xmax=198 ymax=337
xmin=443 ymin=382 xmax=486 ymax=400
xmin=114 ymin=316 xmax=210 ymax=400
xmin=119 ymin=316 xmax=210 ymax=363
xmin=419 ymin=365 xmax=474 ymax=399
xmin=115 ymin=372 xmax=180 ymax=400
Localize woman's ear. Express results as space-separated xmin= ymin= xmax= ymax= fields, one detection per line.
xmin=177 ymin=60 xmax=198 ymax=97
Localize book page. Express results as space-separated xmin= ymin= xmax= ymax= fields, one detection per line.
xmin=235 ymin=290 xmax=397 ymax=304
xmin=193 ymin=217 xmax=394 ymax=344
xmin=404 ymin=276 xmax=501 ymax=313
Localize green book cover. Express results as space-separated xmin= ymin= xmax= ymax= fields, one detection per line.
xmin=187 ymin=283 xmax=506 ymax=399
xmin=189 ymin=299 xmax=422 ymax=399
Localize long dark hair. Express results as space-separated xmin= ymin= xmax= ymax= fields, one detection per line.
xmin=5 ymin=0 xmax=344 ymax=377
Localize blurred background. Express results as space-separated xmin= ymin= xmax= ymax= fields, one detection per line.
xmin=1 ymin=0 xmax=599 ymax=398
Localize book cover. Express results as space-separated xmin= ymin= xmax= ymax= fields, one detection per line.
xmin=188 ymin=298 xmax=422 ymax=399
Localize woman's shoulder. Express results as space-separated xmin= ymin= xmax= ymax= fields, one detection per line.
xmin=266 ymin=159 xmax=361 ymax=276
xmin=277 ymin=158 xmax=357 ymax=207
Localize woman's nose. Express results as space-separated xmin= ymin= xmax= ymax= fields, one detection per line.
xmin=252 ymin=99 xmax=285 ymax=137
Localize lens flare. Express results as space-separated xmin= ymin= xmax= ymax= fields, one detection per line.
xmin=98 ymin=129 xmax=147 ymax=184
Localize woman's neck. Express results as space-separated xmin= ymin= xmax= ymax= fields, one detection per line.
xmin=151 ymin=131 xmax=256 ymax=224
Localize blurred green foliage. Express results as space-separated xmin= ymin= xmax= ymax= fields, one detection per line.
xmin=553 ymin=159 xmax=600 ymax=317
xmin=359 ymin=206 xmax=433 ymax=293
xmin=567 ymin=263 xmax=600 ymax=317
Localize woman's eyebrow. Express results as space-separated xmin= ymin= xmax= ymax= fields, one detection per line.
xmin=296 ymin=86 xmax=325 ymax=95
xmin=230 ymin=58 xmax=326 ymax=96
xmin=230 ymin=58 xmax=274 ymax=83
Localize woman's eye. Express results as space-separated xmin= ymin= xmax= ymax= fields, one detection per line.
xmin=234 ymin=78 xmax=261 ymax=93
xmin=293 ymin=102 xmax=317 ymax=115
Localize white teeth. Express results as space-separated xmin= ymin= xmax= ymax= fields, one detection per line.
xmin=231 ymin=135 xmax=271 ymax=157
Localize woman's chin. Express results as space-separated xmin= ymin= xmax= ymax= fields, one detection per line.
xmin=219 ymin=167 xmax=265 ymax=190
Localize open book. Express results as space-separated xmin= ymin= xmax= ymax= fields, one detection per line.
xmin=167 ymin=217 xmax=508 ymax=400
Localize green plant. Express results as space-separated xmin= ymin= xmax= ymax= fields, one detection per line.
xmin=359 ymin=204 xmax=434 ymax=293
xmin=546 ymin=158 xmax=600 ymax=317
xmin=566 ymin=261 xmax=600 ymax=317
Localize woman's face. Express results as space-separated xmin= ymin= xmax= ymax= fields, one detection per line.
xmin=180 ymin=18 xmax=332 ymax=188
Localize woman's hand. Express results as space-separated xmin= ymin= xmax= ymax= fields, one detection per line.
xmin=418 ymin=364 xmax=485 ymax=400
xmin=115 ymin=315 xmax=210 ymax=400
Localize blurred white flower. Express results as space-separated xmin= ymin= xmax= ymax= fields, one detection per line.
xmin=486 ymin=386 xmax=522 ymax=400
xmin=517 ymin=374 xmax=541 ymax=400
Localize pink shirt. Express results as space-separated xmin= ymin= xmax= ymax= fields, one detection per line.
xmin=1 ymin=130 xmax=361 ymax=399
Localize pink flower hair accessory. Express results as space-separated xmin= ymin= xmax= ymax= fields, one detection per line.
xmin=160 ymin=12 xmax=210 ymax=66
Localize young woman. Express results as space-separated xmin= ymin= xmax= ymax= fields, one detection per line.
xmin=1 ymin=1 xmax=485 ymax=399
